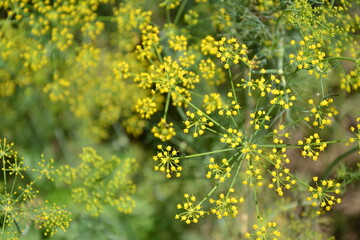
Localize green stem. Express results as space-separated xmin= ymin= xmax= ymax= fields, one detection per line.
xmin=10 ymin=174 xmax=17 ymax=196
xmin=228 ymin=67 xmax=238 ymax=104
xmin=183 ymin=96 xmax=226 ymax=131
xmin=257 ymin=144 xmax=301 ymax=148
xmin=320 ymin=78 xmax=325 ymax=98
xmin=253 ymin=181 xmax=261 ymax=221
xmin=174 ymin=0 xmax=188 ymax=25
xmin=2 ymin=157 xmax=7 ymax=194
xmin=252 ymin=104 xmax=276 ymax=140
xmin=205 ymin=127 xmax=220 ymax=134
xmin=176 ymin=106 xmax=187 ymax=120
xmin=154 ymin=45 xmax=163 ymax=62
xmin=166 ymin=9 xmax=171 ymax=23
xmin=198 ymin=183 xmax=219 ymax=206
xmin=230 ymin=115 xmax=238 ymax=128
xmin=226 ymin=154 xmax=244 ymax=198
xmin=323 ymin=56 xmax=356 ymax=62
xmin=258 ymin=138 xmax=350 ymax=149
xmin=252 ymin=69 xmax=283 ymax=74
xmin=181 ymin=148 xmax=234 ymax=159
xmin=322 ymin=146 xmax=359 ymax=179
xmin=163 ymin=91 xmax=171 ymax=121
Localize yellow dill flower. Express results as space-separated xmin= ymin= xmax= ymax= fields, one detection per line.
xmin=159 ymin=0 xmax=181 ymax=10
xmin=183 ymin=110 xmax=214 ymax=137
xmin=200 ymin=35 xmax=218 ymax=55
xmin=239 ymin=76 xmax=271 ymax=97
xmin=169 ymin=35 xmax=188 ymax=51
xmin=206 ymin=157 xmax=232 ymax=182
xmin=215 ymin=37 xmax=249 ymax=69
xmin=306 ymin=177 xmax=341 ymax=214
xmin=152 ymin=118 xmax=176 ymax=141
xmin=34 ymin=202 xmax=72 ymax=237
xmin=135 ymin=24 xmax=161 ymax=61
xmin=269 ymin=88 xmax=296 ymax=109
xmin=199 ymin=58 xmax=216 ymax=80
xmin=245 ymin=220 xmax=281 ymax=239
xmin=134 ymin=97 xmax=158 ymax=119
xmin=220 ymin=128 xmax=243 ymax=148
xmin=209 ymin=190 xmax=244 ymax=218
xmin=298 ymin=133 xmax=327 ymax=161
xmin=175 ymin=194 xmax=206 ymax=224
xmin=184 ymin=10 xmax=199 ymax=25
xmin=242 ymin=164 xmax=264 ymax=187
xmin=58 ymin=148 xmax=138 ymax=216
xmin=153 ymin=145 xmax=182 ymax=178
xmin=203 ymin=93 xmax=222 ymax=114
xmin=249 ymin=110 xmax=271 ymax=130
xmin=304 ymin=97 xmax=338 ymax=128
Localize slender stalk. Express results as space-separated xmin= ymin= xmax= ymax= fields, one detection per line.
xmin=166 ymin=9 xmax=171 ymax=23
xmin=198 ymin=183 xmax=219 ymax=206
xmin=205 ymin=127 xmax=220 ymax=134
xmin=226 ymin=154 xmax=244 ymax=198
xmin=182 ymin=95 xmax=226 ymax=131
xmin=253 ymin=182 xmax=261 ymax=221
xmin=228 ymin=68 xmax=238 ymax=104
xmin=323 ymin=56 xmax=356 ymax=62
xmin=154 ymin=45 xmax=163 ymax=62
xmin=181 ymin=148 xmax=234 ymax=159
xmin=257 ymin=144 xmax=301 ymax=148
xmin=163 ymin=91 xmax=171 ymax=121
xmin=174 ymin=0 xmax=189 ymax=25
xmin=322 ymin=146 xmax=358 ymax=179
xmin=2 ymin=156 xmax=7 ymax=194
xmin=320 ymin=78 xmax=325 ymax=98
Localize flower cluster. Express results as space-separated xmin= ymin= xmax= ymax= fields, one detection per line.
xmin=153 ymin=145 xmax=182 ymax=178
xmin=306 ymin=177 xmax=341 ymax=215
xmin=217 ymin=92 xmax=241 ymax=116
xmin=215 ymin=37 xmax=249 ymax=69
xmin=169 ymin=35 xmax=188 ymax=51
xmin=34 ymin=202 xmax=72 ymax=237
xmin=267 ymin=149 xmax=296 ymax=196
xmin=135 ymin=24 xmax=161 ymax=61
xmin=245 ymin=221 xmax=281 ymax=240
xmin=249 ymin=110 xmax=271 ymax=130
xmin=134 ymin=97 xmax=159 ymax=119
xmin=58 ymin=148 xmax=138 ymax=216
xmin=184 ymin=110 xmax=214 ymax=137
xmin=289 ymin=36 xmax=329 ymax=76
xmin=209 ymin=189 xmax=244 ymax=219
xmin=220 ymin=128 xmax=243 ymax=148
xmin=272 ymin=125 xmax=291 ymax=145
xmin=304 ymin=98 xmax=338 ymax=128
xmin=175 ymin=194 xmax=205 ymax=224
xmin=347 ymin=117 xmax=360 ymax=154
xmin=1 ymin=139 xmax=71 ymax=238
xmin=202 ymin=93 xmax=223 ymax=114
xmin=269 ymin=88 xmax=297 ymax=110
xmin=152 ymin=118 xmax=176 ymax=141
xmin=205 ymin=157 xmax=232 ymax=182
xmin=298 ymin=133 xmax=327 ymax=161
xmin=239 ymin=76 xmax=271 ymax=97
xmin=243 ymin=164 xmax=264 ymax=187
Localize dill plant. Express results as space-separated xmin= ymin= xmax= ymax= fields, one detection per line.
xmin=0 ymin=139 xmax=71 ymax=239
xmin=131 ymin=0 xmax=360 ymax=239
xmin=0 ymin=0 xmax=359 ymax=239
